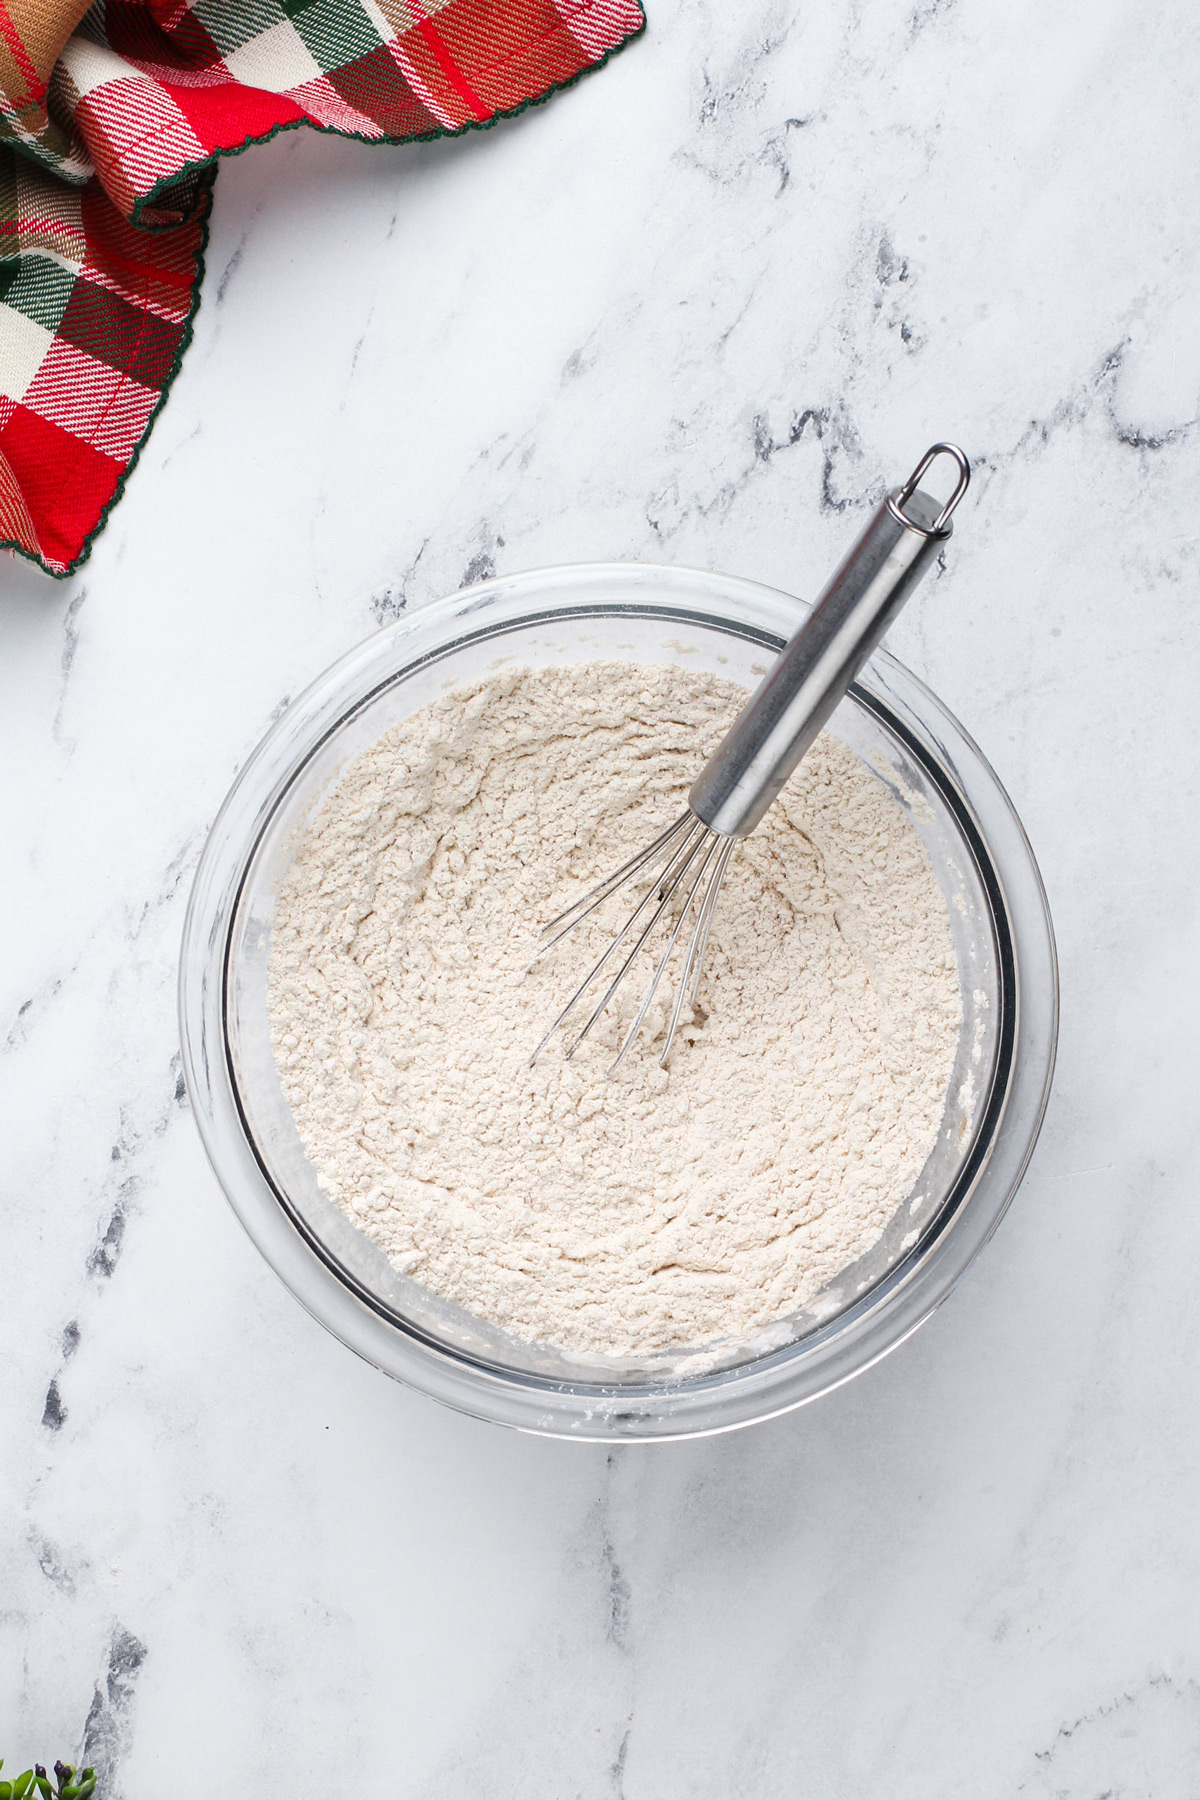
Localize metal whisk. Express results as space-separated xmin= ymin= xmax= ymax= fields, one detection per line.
xmin=528 ymin=443 xmax=971 ymax=1075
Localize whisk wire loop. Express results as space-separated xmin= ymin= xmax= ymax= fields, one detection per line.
xmin=607 ymin=830 xmax=724 ymax=1076
xmin=526 ymin=807 xmax=734 ymax=1076
xmin=659 ymin=834 xmax=734 ymax=1067
xmin=525 ymin=812 xmax=702 ymax=1068
xmin=561 ymin=819 xmax=714 ymax=1061
xmin=525 ymin=811 xmax=693 ymax=971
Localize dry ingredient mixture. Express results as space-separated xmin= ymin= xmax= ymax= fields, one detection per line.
xmin=266 ymin=663 xmax=961 ymax=1356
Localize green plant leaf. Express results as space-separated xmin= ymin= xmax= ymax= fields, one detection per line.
xmin=1 ymin=1779 xmax=13 ymax=1800
xmin=75 ymin=1785 xmax=95 ymax=1800
xmin=34 ymin=1783 xmax=51 ymax=1800
xmin=13 ymin=1773 xmax=35 ymax=1799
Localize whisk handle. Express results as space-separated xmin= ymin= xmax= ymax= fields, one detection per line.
xmin=689 ymin=443 xmax=969 ymax=838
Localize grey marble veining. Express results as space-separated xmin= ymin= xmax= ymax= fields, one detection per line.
xmin=3 ymin=0 xmax=1200 ymax=1791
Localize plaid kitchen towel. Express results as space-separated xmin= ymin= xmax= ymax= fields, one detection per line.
xmin=0 ymin=0 xmax=644 ymax=577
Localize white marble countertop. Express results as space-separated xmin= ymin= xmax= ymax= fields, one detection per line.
xmin=3 ymin=0 xmax=1199 ymax=1790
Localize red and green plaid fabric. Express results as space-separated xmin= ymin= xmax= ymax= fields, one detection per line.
xmin=0 ymin=0 xmax=644 ymax=577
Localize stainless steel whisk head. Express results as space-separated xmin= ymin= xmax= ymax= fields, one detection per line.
xmin=526 ymin=809 xmax=736 ymax=1075
xmin=527 ymin=444 xmax=971 ymax=1076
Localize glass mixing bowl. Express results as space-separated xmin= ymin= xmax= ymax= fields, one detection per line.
xmin=179 ymin=563 xmax=1058 ymax=1439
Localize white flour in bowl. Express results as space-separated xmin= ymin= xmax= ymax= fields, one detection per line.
xmin=266 ymin=662 xmax=961 ymax=1356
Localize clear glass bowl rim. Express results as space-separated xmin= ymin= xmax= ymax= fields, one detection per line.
xmin=178 ymin=561 xmax=1059 ymax=1441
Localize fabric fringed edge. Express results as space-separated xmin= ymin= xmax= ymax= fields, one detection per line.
xmin=6 ymin=3 xmax=646 ymax=580
xmin=129 ymin=4 xmax=648 ymax=227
